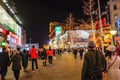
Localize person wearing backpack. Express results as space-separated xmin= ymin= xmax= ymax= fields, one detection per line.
xmin=81 ymin=41 xmax=106 ymax=80
xmin=40 ymin=48 xmax=47 ymax=66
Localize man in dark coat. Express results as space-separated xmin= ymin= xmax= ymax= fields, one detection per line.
xmin=0 ymin=47 xmax=9 ymax=80
xmin=22 ymin=49 xmax=29 ymax=72
xmin=9 ymin=47 xmax=22 ymax=80
xmin=73 ymin=48 xmax=78 ymax=59
xmin=81 ymin=41 xmax=106 ymax=80
xmin=40 ymin=48 xmax=47 ymax=66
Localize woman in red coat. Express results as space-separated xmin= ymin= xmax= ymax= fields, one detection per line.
xmin=47 ymin=47 xmax=54 ymax=64
xmin=29 ymin=45 xmax=39 ymax=72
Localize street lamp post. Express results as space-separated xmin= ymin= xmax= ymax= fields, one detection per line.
xmin=29 ymin=38 xmax=31 ymax=48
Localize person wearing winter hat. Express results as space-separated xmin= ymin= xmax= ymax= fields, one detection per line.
xmin=105 ymin=45 xmax=120 ymax=80
xmin=81 ymin=41 xmax=106 ymax=80
xmin=88 ymin=41 xmax=96 ymax=48
xmin=105 ymin=45 xmax=116 ymax=57
xmin=106 ymin=45 xmax=116 ymax=52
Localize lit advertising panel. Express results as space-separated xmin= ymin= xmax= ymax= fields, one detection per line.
xmin=69 ymin=30 xmax=92 ymax=42
xmin=55 ymin=26 xmax=61 ymax=37
xmin=0 ymin=5 xmax=19 ymax=35
xmin=17 ymin=26 xmax=21 ymax=36
xmin=117 ymin=19 xmax=120 ymax=28
xmin=0 ymin=27 xmax=6 ymax=34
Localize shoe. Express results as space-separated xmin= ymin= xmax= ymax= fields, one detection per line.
xmin=37 ymin=69 xmax=40 ymax=71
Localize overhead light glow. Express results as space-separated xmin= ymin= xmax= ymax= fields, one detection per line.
xmin=2 ymin=0 xmax=7 ymax=3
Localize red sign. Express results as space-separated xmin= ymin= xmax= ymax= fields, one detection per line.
xmin=8 ymin=31 xmax=18 ymax=39
xmin=0 ymin=28 xmax=6 ymax=34
xmin=95 ymin=18 xmax=110 ymax=30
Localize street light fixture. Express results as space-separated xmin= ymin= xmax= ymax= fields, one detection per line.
xmin=110 ymin=29 xmax=117 ymax=45
xmin=110 ymin=30 xmax=117 ymax=35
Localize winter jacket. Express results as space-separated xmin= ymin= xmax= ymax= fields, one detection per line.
xmin=81 ymin=49 xmax=106 ymax=80
xmin=29 ymin=48 xmax=38 ymax=59
xmin=40 ymin=50 xmax=47 ymax=59
xmin=10 ymin=54 xmax=22 ymax=71
xmin=47 ymin=50 xmax=54 ymax=56
xmin=107 ymin=55 xmax=120 ymax=80
xmin=22 ymin=51 xmax=29 ymax=68
xmin=0 ymin=52 xmax=9 ymax=67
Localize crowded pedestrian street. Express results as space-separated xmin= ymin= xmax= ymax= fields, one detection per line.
xmin=6 ymin=53 xmax=83 ymax=80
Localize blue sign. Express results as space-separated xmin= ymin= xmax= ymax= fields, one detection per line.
xmin=117 ymin=19 xmax=120 ymax=27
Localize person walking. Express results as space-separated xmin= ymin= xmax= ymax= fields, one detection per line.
xmin=79 ymin=47 xmax=84 ymax=60
xmin=105 ymin=45 xmax=120 ymax=80
xmin=0 ymin=47 xmax=9 ymax=80
xmin=29 ymin=45 xmax=39 ymax=72
xmin=47 ymin=47 xmax=54 ymax=65
xmin=81 ymin=41 xmax=106 ymax=80
xmin=9 ymin=47 xmax=22 ymax=80
xmin=21 ymin=49 xmax=29 ymax=72
xmin=73 ymin=48 xmax=78 ymax=59
xmin=40 ymin=48 xmax=47 ymax=66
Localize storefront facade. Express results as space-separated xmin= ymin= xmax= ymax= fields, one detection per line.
xmin=0 ymin=5 xmax=22 ymax=48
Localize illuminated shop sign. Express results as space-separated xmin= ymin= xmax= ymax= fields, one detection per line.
xmin=0 ymin=28 xmax=6 ymax=34
xmin=55 ymin=26 xmax=61 ymax=37
xmin=17 ymin=26 xmax=21 ymax=36
xmin=1 ymin=42 xmax=6 ymax=46
xmin=7 ymin=31 xmax=20 ymax=44
xmin=117 ymin=19 xmax=120 ymax=28
xmin=8 ymin=31 xmax=18 ymax=39
xmin=0 ymin=5 xmax=20 ymax=35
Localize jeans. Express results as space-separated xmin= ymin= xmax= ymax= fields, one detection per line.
xmin=0 ymin=67 xmax=7 ymax=80
xmin=13 ymin=70 xmax=20 ymax=80
xmin=31 ymin=59 xmax=38 ymax=71
xmin=48 ymin=56 xmax=53 ymax=64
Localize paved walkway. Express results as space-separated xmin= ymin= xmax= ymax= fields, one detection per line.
xmin=6 ymin=53 xmax=83 ymax=80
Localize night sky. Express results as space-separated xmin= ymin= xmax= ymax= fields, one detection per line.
xmin=13 ymin=0 xmax=107 ymax=47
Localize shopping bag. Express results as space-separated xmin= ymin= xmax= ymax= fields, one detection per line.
xmin=53 ymin=56 xmax=56 ymax=60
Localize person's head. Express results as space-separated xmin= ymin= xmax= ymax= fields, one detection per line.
xmin=106 ymin=45 xmax=116 ymax=52
xmin=43 ymin=48 xmax=46 ymax=51
xmin=49 ymin=46 xmax=51 ymax=50
xmin=32 ymin=45 xmax=35 ymax=48
xmin=88 ymin=41 xmax=96 ymax=48
xmin=16 ymin=47 xmax=20 ymax=52
xmin=23 ymin=49 xmax=26 ymax=53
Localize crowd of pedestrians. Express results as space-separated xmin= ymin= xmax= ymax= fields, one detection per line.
xmin=0 ymin=45 xmax=55 ymax=80
xmin=0 ymin=41 xmax=120 ymax=80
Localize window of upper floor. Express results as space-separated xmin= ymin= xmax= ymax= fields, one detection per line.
xmin=113 ymin=4 xmax=117 ymax=10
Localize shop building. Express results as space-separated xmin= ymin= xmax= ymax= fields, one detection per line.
xmin=0 ymin=0 xmax=26 ymax=49
xmin=49 ymin=22 xmax=94 ymax=49
xmin=107 ymin=0 xmax=120 ymax=45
